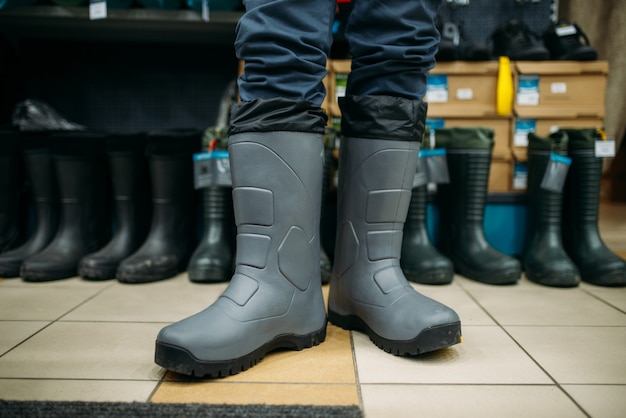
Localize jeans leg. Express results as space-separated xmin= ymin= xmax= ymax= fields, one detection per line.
xmin=345 ymin=0 xmax=442 ymax=101
xmin=235 ymin=0 xmax=336 ymax=106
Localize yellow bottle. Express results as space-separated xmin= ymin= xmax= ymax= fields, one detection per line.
xmin=496 ymin=56 xmax=514 ymax=116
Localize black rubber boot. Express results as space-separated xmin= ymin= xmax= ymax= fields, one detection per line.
xmin=329 ymin=96 xmax=461 ymax=356
xmin=21 ymin=132 xmax=111 ymax=282
xmin=155 ymin=99 xmax=327 ymax=377
xmin=0 ymin=133 xmax=59 ymax=278
xmin=542 ymin=19 xmax=597 ymax=61
xmin=561 ymin=128 xmax=626 ymax=287
xmin=117 ymin=129 xmax=201 ymax=284
xmin=0 ymin=127 xmax=25 ymax=255
xmin=522 ymin=131 xmax=579 ymax=287
xmin=78 ymin=134 xmax=151 ymax=281
xmin=491 ymin=18 xmax=550 ymax=60
xmin=187 ymin=185 xmax=235 ymax=283
xmin=401 ymin=175 xmax=454 ymax=285
xmin=435 ymin=127 xmax=521 ymax=285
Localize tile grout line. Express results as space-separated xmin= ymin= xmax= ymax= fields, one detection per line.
xmin=456 ymin=279 xmax=593 ymax=418
xmin=0 ymin=280 xmax=117 ymax=360
xmin=349 ymin=330 xmax=365 ymax=414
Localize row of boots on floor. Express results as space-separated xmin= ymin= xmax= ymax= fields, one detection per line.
xmin=0 ymin=127 xmax=234 ymax=283
xmin=403 ymin=127 xmax=625 ymax=288
xmin=1 ymin=126 xmax=624 ymax=287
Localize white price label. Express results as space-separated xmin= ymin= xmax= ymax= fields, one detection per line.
xmin=89 ymin=1 xmax=107 ymax=20
xmin=595 ymin=139 xmax=616 ymax=158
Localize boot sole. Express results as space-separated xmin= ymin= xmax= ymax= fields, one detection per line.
xmin=328 ymin=309 xmax=461 ymax=356
xmin=154 ymin=323 xmax=327 ymax=378
xmin=525 ymin=269 xmax=580 ymax=288
xmin=21 ymin=268 xmax=77 ymax=282
xmin=78 ymin=266 xmax=117 ymax=281
xmin=455 ymin=266 xmax=521 ymax=285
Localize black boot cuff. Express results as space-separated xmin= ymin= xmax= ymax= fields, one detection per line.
xmin=339 ymin=95 xmax=427 ymax=142
xmin=229 ymin=98 xmax=328 ymax=136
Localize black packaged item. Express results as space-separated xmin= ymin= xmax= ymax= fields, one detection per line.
xmin=542 ymin=19 xmax=598 ymax=61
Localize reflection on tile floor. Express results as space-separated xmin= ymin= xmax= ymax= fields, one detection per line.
xmin=0 ymin=202 xmax=625 ymax=417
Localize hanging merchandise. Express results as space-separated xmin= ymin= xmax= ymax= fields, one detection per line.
xmin=20 ymin=132 xmax=112 ymax=282
xmin=560 ymin=128 xmax=625 ymax=287
xmin=78 ymin=133 xmax=152 ymax=281
xmin=434 ymin=127 xmax=521 ymax=285
xmin=116 ymin=129 xmax=201 ymax=284
xmin=0 ymin=132 xmax=60 ymax=278
xmin=522 ymin=131 xmax=579 ymax=287
xmin=542 ymin=19 xmax=598 ymax=60
xmin=490 ymin=18 xmax=550 ymax=60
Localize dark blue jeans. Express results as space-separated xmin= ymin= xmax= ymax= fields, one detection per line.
xmin=235 ymin=0 xmax=442 ymax=106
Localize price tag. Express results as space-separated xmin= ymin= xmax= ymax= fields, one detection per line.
xmin=426 ymin=74 xmax=449 ymax=103
xmin=89 ymin=0 xmax=107 ymax=20
xmin=516 ymin=75 xmax=540 ymax=106
xmin=456 ymin=88 xmax=473 ymax=100
xmin=595 ymin=139 xmax=616 ymax=157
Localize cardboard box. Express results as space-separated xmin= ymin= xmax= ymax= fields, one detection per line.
xmin=426 ymin=117 xmax=511 ymax=158
xmin=489 ymin=152 xmax=514 ymax=192
xmin=511 ymin=117 xmax=604 ymax=156
xmin=513 ymin=61 xmax=608 ymax=119
xmin=426 ymin=61 xmax=501 ymax=118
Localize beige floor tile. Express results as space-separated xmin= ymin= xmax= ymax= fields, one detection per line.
xmin=161 ymin=324 xmax=355 ymax=384
xmin=0 ymin=322 xmax=165 ymax=381
xmin=354 ymin=326 xmax=551 ymax=384
xmin=410 ymin=280 xmax=497 ymax=326
xmin=152 ymin=382 xmax=359 ymax=406
xmin=0 ymin=379 xmax=158 ymax=402
xmin=0 ymin=321 xmax=49 ymax=355
xmin=507 ymin=326 xmax=626 ymax=384
xmin=465 ymin=283 xmax=626 ymax=326
xmin=562 ymin=384 xmax=626 ymax=418
xmin=580 ymin=284 xmax=626 ymax=312
xmin=0 ymin=286 xmax=106 ymax=321
xmin=63 ymin=277 xmax=228 ymax=322
xmin=360 ymin=385 xmax=585 ymax=418
xmin=0 ymin=276 xmax=114 ymax=289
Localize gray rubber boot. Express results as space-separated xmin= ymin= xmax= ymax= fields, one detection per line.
xmin=328 ymin=95 xmax=461 ymax=355
xmin=155 ymin=129 xmax=327 ymax=377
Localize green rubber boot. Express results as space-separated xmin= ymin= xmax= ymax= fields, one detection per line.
xmin=522 ymin=131 xmax=579 ymax=287
xmin=435 ymin=127 xmax=521 ymax=285
xmin=561 ymin=128 xmax=626 ymax=286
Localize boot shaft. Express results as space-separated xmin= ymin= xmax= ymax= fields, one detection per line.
xmin=526 ymin=131 xmax=569 ymax=227
xmin=229 ymin=131 xmax=323 ymax=291
xmin=435 ymin=127 xmax=494 ymax=224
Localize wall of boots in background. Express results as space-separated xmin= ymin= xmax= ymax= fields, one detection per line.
xmin=2 ymin=0 xmax=624 ymax=287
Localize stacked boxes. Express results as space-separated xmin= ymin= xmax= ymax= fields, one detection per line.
xmin=511 ymin=61 xmax=608 ymax=190
xmin=325 ymin=59 xmax=609 ymax=193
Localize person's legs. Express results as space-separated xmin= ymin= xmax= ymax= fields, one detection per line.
xmin=328 ymin=0 xmax=462 ymax=355
xmin=236 ymin=0 xmax=336 ymax=105
xmin=344 ymin=0 xmax=441 ymax=100
xmin=155 ymin=0 xmax=336 ymax=377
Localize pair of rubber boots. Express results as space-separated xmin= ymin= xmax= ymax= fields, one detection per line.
xmin=401 ymin=127 xmax=521 ymax=286
xmin=96 ymin=129 xmax=202 ymax=284
xmin=0 ymin=131 xmax=111 ymax=281
xmin=522 ymin=129 xmax=626 ymax=287
xmin=0 ymin=129 xmax=200 ymax=282
xmin=155 ymin=96 xmax=462 ymax=378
